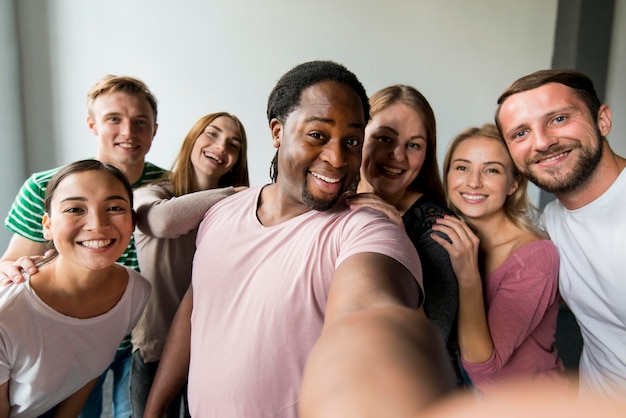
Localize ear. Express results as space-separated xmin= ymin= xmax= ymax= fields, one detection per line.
xmin=270 ymin=118 xmax=283 ymax=149
xmin=153 ymin=122 xmax=159 ymax=140
xmin=508 ymin=175 xmax=520 ymax=196
xmin=42 ymin=213 xmax=53 ymax=241
xmin=87 ymin=115 xmax=98 ymax=136
xmin=597 ymin=104 xmax=612 ymax=137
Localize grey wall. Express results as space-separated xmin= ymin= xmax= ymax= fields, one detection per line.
xmin=1 ymin=0 xmax=624 ymax=251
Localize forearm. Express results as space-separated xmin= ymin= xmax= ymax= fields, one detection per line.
xmin=457 ymin=276 xmax=494 ymax=363
xmin=136 ymin=187 xmax=235 ymax=238
xmin=299 ymin=306 xmax=455 ymax=418
xmin=144 ymin=287 xmax=193 ymax=417
xmin=53 ymin=378 xmax=98 ymax=418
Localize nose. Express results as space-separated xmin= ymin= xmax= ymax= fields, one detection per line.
xmin=534 ymin=126 xmax=559 ymax=151
xmin=119 ymin=120 xmax=132 ymax=137
xmin=390 ymin=145 xmax=406 ymax=161
xmin=321 ymin=140 xmax=347 ymax=168
xmin=467 ymin=170 xmax=482 ymax=188
xmin=85 ymin=210 xmax=111 ymax=231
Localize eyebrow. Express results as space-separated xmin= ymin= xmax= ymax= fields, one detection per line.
xmin=60 ymin=195 xmax=130 ymax=203
xmin=376 ymin=125 xmax=426 ymax=141
xmin=206 ymin=124 xmax=242 ymax=143
xmin=452 ymin=158 xmax=506 ymax=167
xmin=305 ymin=116 xmax=364 ymax=129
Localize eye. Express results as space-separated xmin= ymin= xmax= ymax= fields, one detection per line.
xmin=64 ymin=207 xmax=84 ymax=214
xmin=553 ymin=115 xmax=567 ymax=123
xmin=453 ymin=164 xmax=467 ymax=172
xmin=108 ymin=116 xmax=121 ymax=123
xmin=377 ymin=135 xmax=392 ymax=143
xmin=309 ymin=132 xmax=325 ymax=141
xmin=512 ymin=130 xmax=527 ymax=141
xmin=485 ymin=168 xmax=501 ymax=174
xmin=134 ymin=119 xmax=148 ymax=127
xmin=228 ymin=141 xmax=242 ymax=151
xmin=346 ymin=137 xmax=362 ymax=147
xmin=408 ymin=142 xmax=423 ymax=150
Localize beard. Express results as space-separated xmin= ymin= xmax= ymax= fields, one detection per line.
xmin=524 ymin=133 xmax=604 ymax=194
xmin=301 ymin=176 xmax=352 ymax=211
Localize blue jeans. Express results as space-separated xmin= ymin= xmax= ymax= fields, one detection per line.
xmin=79 ymin=345 xmax=132 ymax=418
xmin=130 ymin=350 xmax=190 ymax=418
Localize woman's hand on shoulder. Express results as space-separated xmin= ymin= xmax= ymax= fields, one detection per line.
xmin=345 ymin=193 xmax=404 ymax=227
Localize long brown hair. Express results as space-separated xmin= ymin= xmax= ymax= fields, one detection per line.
xmin=166 ymin=112 xmax=250 ymax=196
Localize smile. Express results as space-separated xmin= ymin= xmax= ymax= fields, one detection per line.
xmin=535 ymin=150 xmax=569 ymax=164
xmin=379 ymin=165 xmax=403 ymax=175
xmin=311 ymin=172 xmax=341 ymax=184
xmin=460 ymin=193 xmax=486 ymax=201
xmin=80 ymin=239 xmax=114 ymax=249
xmin=204 ymin=152 xmax=224 ymax=165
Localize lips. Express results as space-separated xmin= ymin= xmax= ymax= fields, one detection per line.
xmin=460 ymin=193 xmax=486 ymax=202
xmin=311 ymin=171 xmax=341 ymax=184
xmin=203 ymin=151 xmax=224 ymax=165
xmin=534 ymin=150 xmax=570 ymax=165
xmin=378 ymin=164 xmax=404 ymax=176
xmin=80 ymin=239 xmax=114 ymax=249
xmin=117 ymin=143 xmax=139 ymax=150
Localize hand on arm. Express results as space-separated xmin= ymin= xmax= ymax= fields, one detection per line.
xmin=144 ymin=285 xmax=193 ymax=417
xmin=431 ymin=215 xmax=493 ymax=363
xmin=345 ymin=193 xmax=404 ymax=227
xmin=0 ymin=235 xmax=47 ymax=285
xmin=299 ymin=253 xmax=455 ymax=418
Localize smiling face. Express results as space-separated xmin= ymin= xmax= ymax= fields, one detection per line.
xmin=271 ymin=80 xmax=365 ymax=211
xmin=89 ymin=91 xmax=157 ymax=171
xmin=446 ymin=136 xmax=519 ymax=221
xmin=190 ymin=116 xmax=242 ymax=190
xmin=42 ymin=169 xmax=134 ymax=272
xmin=361 ymin=101 xmax=427 ymax=202
xmin=498 ymin=83 xmax=610 ymax=195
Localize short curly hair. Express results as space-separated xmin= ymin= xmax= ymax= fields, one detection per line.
xmin=267 ymin=60 xmax=369 ymax=182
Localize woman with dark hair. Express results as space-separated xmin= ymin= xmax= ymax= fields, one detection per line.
xmin=346 ymin=84 xmax=462 ymax=384
xmin=0 ymin=160 xmax=151 ymax=417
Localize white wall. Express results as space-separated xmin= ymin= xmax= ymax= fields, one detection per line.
xmin=10 ymin=0 xmax=624 ymax=250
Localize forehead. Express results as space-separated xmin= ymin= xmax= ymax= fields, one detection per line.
xmin=52 ymin=170 xmax=129 ymax=201
xmin=207 ymin=116 xmax=239 ymax=134
xmin=454 ymin=136 xmax=510 ymax=161
xmin=293 ymin=80 xmax=364 ymax=123
xmin=499 ymin=83 xmax=584 ymax=125
xmin=92 ymin=91 xmax=155 ymax=118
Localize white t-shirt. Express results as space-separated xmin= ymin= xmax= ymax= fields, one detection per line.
xmin=542 ymin=169 xmax=626 ymax=398
xmin=0 ymin=268 xmax=151 ymax=417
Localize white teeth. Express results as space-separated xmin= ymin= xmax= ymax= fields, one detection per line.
xmin=381 ymin=166 xmax=402 ymax=175
xmin=118 ymin=143 xmax=137 ymax=149
xmin=204 ymin=153 xmax=223 ymax=164
xmin=538 ymin=152 xmax=568 ymax=164
xmin=311 ymin=172 xmax=340 ymax=183
xmin=81 ymin=240 xmax=113 ymax=249
xmin=461 ymin=193 xmax=486 ymax=201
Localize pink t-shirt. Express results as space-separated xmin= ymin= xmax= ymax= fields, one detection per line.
xmin=462 ymin=240 xmax=564 ymax=392
xmin=188 ymin=186 xmax=422 ymax=417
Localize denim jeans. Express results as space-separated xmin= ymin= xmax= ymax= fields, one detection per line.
xmin=79 ymin=345 xmax=133 ymax=418
xmin=130 ymin=350 xmax=190 ymax=418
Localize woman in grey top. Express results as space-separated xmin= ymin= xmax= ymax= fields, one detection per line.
xmin=130 ymin=112 xmax=249 ymax=417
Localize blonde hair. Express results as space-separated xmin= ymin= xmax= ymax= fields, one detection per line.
xmin=87 ymin=74 xmax=158 ymax=121
xmin=442 ymin=123 xmax=545 ymax=236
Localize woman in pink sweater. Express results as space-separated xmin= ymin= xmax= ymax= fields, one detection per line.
xmin=431 ymin=123 xmax=564 ymax=393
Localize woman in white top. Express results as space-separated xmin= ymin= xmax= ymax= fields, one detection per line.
xmin=0 ymin=160 xmax=151 ymax=418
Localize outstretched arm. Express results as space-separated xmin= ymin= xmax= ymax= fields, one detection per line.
xmin=144 ymin=285 xmax=193 ymax=417
xmin=299 ymin=252 xmax=455 ymax=418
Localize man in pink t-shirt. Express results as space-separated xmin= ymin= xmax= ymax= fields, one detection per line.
xmin=144 ymin=61 xmax=455 ymax=418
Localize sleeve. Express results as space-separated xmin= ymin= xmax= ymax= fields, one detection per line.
xmin=134 ymin=184 xmax=236 ymax=239
xmin=413 ymin=232 xmax=458 ymax=344
xmin=126 ymin=270 xmax=153 ymax=334
xmin=462 ymin=241 xmax=560 ymax=376
xmin=4 ymin=173 xmax=48 ymax=242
